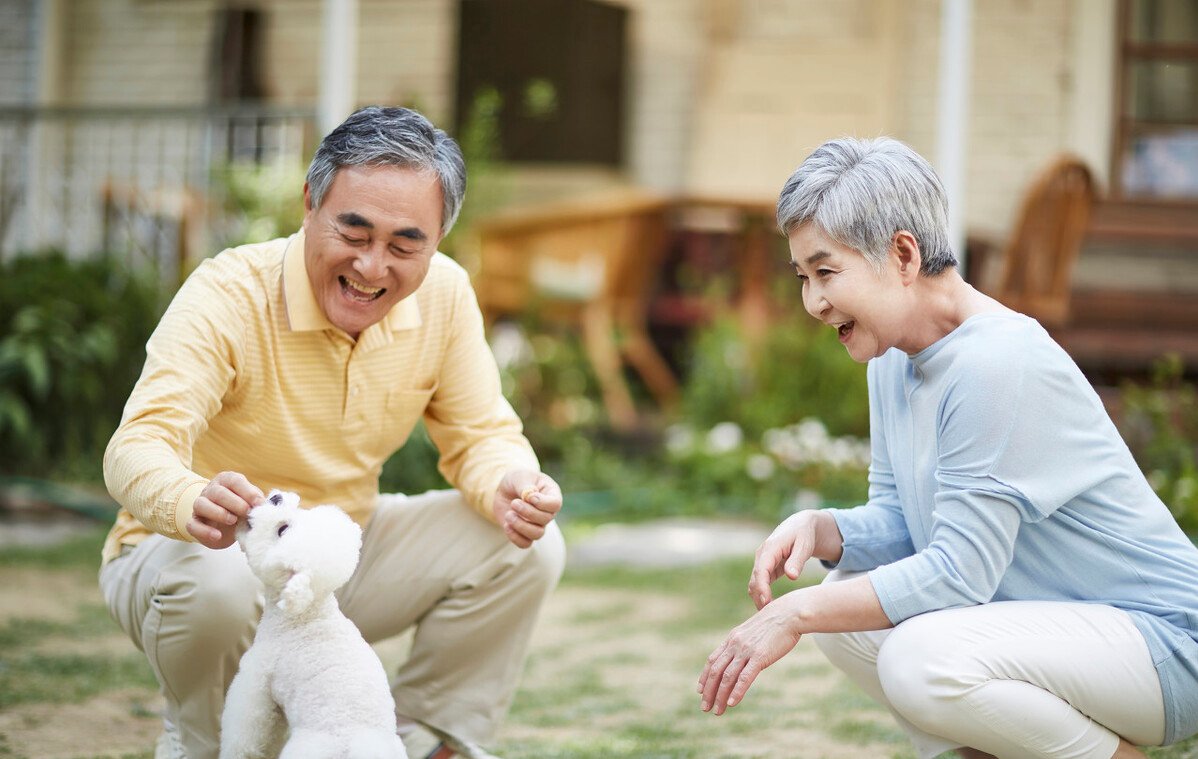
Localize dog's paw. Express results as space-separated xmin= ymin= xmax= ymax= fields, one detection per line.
xmin=278 ymin=571 xmax=314 ymax=615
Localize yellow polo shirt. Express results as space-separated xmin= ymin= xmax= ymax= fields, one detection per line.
xmin=101 ymin=230 xmax=537 ymax=564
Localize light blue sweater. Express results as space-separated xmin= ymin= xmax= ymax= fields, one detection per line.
xmin=827 ymin=313 xmax=1198 ymax=744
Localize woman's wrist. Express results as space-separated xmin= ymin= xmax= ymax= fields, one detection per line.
xmin=808 ymin=509 xmax=845 ymax=565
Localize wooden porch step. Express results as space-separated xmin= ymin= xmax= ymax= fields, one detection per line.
xmin=1069 ymin=288 xmax=1198 ymax=331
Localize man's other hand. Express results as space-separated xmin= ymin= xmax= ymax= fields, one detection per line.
xmin=492 ymin=470 xmax=563 ymax=549
xmin=186 ymin=471 xmax=266 ymax=549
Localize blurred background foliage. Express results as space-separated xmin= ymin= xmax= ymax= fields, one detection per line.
xmin=213 ymin=161 xmax=307 ymax=248
xmin=0 ymin=253 xmax=164 ymax=481
xmin=2 ymin=240 xmax=1195 ymax=534
xmin=1120 ymin=354 xmax=1198 ymax=533
xmin=2 ymin=124 xmax=1195 ymax=537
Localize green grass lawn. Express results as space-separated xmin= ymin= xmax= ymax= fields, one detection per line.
xmin=0 ymin=527 xmax=1195 ymax=758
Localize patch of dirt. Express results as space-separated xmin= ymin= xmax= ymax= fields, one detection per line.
xmin=0 ymin=568 xmax=101 ymax=624
xmin=0 ymin=688 xmax=162 ymax=759
xmin=1 ymin=565 xmax=899 ymax=759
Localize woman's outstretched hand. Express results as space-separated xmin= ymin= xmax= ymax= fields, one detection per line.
xmin=697 ymin=600 xmax=803 ymax=715
xmin=749 ymin=511 xmax=823 ymax=609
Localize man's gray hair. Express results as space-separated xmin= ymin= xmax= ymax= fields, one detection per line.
xmin=776 ymin=137 xmax=957 ymax=275
xmin=306 ymin=106 xmax=466 ymax=237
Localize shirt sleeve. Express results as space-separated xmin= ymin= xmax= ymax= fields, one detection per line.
xmin=825 ymin=358 xmax=916 ymax=572
xmin=102 ymin=262 xmax=245 ymax=542
xmin=422 ymin=274 xmax=539 ymax=520
xmin=866 ymin=342 xmax=1097 ymax=624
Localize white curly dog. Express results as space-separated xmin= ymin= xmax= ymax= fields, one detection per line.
xmin=219 ymin=490 xmax=407 ymax=758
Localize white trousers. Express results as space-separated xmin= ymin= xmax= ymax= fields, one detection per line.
xmin=811 ymin=571 xmax=1166 ymax=759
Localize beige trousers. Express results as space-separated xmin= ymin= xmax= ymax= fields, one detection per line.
xmin=99 ymin=490 xmax=565 ymax=759
xmin=811 ymin=571 xmax=1166 ymax=759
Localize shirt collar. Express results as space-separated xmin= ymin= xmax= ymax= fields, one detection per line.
xmin=282 ymin=229 xmax=423 ymax=336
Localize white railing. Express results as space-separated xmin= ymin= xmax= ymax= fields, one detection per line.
xmin=0 ymin=105 xmax=314 ymax=281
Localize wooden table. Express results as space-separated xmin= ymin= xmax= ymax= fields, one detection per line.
xmin=471 ymin=191 xmax=781 ymax=429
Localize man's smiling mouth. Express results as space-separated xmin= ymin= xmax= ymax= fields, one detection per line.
xmin=339 ymin=276 xmax=385 ymax=302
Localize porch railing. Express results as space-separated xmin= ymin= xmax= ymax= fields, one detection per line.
xmin=0 ymin=105 xmax=315 ymax=282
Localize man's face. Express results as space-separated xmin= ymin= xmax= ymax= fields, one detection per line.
xmin=301 ymin=164 xmax=444 ymax=339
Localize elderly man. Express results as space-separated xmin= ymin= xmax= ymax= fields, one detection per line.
xmin=100 ymin=106 xmax=565 ymax=759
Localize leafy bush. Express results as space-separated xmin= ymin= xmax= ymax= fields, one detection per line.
xmin=481 ymin=311 xmax=871 ymax=524
xmin=1118 ymin=355 xmax=1198 ymax=534
xmin=0 ymin=253 xmax=165 ymax=480
xmin=378 ymin=420 xmax=450 ymax=496
xmin=213 ymin=161 xmax=307 ymax=248
xmin=680 ymin=310 xmax=869 ymax=438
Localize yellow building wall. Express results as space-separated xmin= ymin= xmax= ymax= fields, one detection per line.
xmin=42 ymin=0 xmax=1113 ymax=246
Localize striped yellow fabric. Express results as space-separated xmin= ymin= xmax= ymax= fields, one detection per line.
xmin=102 ymin=230 xmax=537 ymax=564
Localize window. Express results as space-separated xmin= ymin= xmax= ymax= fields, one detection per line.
xmin=455 ymin=0 xmax=627 ymax=166
xmin=1113 ymin=0 xmax=1198 ymax=202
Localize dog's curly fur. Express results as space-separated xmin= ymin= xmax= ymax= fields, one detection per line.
xmin=219 ymin=490 xmax=407 ymax=758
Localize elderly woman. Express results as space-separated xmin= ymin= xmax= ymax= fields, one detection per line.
xmin=697 ymin=137 xmax=1198 ymax=758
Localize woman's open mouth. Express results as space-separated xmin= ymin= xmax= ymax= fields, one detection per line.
xmin=339 ymin=276 xmax=385 ymax=303
xmin=837 ymin=321 xmax=855 ymax=343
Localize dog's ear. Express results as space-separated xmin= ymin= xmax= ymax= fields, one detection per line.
xmin=278 ymin=571 xmax=314 ymax=616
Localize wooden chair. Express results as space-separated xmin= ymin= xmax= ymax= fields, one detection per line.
xmin=102 ymin=181 xmax=207 ymax=285
xmin=993 ymin=156 xmax=1098 ymax=328
xmin=472 ymin=191 xmax=679 ymax=430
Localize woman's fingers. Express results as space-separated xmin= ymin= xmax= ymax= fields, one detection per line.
xmin=749 ymin=541 xmax=787 ymax=608
xmin=699 ymin=648 xmax=735 ymax=711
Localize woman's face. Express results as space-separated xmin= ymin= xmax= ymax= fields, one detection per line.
xmin=787 ymin=223 xmax=909 ymax=363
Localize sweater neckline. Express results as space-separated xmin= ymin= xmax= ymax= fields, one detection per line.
xmin=909 ymin=311 xmax=1029 ymax=367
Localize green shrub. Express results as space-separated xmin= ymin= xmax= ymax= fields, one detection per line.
xmin=681 ymin=310 xmax=869 ymax=439
xmin=473 ymin=307 xmax=873 ymax=523
xmin=0 ymin=253 xmax=164 ymax=480
xmin=378 ymin=420 xmax=450 ymax=496
xmin=1118 ymin=354 xmax=1198 ymax=535
xmin=213 ymin=161 xmax=307 ymax=247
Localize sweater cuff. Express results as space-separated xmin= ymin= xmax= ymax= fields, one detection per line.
xmin=174 ymin=480 xmax=208 ymax=542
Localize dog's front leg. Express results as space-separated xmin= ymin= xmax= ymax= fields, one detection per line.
xmin=219 ymin=660 xmax=286 ymax=759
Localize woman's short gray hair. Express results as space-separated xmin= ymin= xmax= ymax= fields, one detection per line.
xmin=305 ymin=106 xmax=466 ymax=237
xmin=776 ymin=137 xmax=957 ymax=275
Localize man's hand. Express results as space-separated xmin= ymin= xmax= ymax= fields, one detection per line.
xmin=492 ymin=469 xmax=563 ymax=549
xmin=697 ymin=600 xmax=803 ymax=715
xmin=186 ymin=471 xmax=266 ymax=549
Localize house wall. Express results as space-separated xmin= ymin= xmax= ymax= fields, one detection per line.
xmin=23 ymin=0 xmax=1120 ymax=247
xmin=259 ymin=0 xmax=457 ymax=123
xmin=63 ymin=0 xmax=215 ymax=105
xmin=0 ymin=0 xmax=37 ymax=105
xmin=680 ymin=0 xmax=904 ymax=201
xmin=674 ymin=0 xmax=1085 ymax=242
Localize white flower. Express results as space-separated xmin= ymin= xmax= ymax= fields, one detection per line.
xmin=826 ymin=439 xmax=855 ymax=467
xmin=1176 ymin=476 xmax=1196 ymax=501
xmin=796 ymin=418 xmax=829 ymax=445
xmin=665 ymin=424 xmax=696 ymax=455
xmin=746 ymin=454 xmax=776 ymax=481
xmin=489 ymin=323 xmax=533 ymax=370
xmin=706 ymin=422 xmax=744 ymax=454
xmin=790 ymin=489 xmax=822 ymax=512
